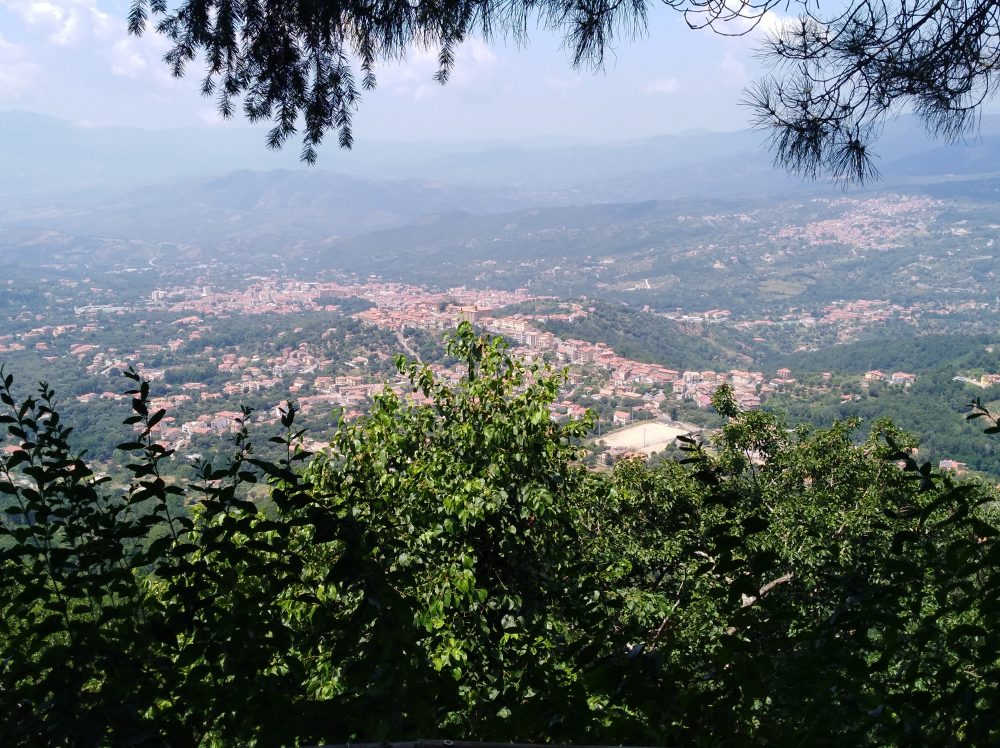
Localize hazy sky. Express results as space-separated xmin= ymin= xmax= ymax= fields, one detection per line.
xmin=0 ymin=0 xmax=784 ymax=142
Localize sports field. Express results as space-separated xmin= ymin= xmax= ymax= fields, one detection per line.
xmin=596 ymin=421 xmax=692 ymax=455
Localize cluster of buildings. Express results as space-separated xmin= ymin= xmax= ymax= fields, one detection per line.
xmin=670 ymin=369 xmax=764 ymax=409
xmin=149 ymin=279 xmax=536 ymax=323
xmin=476 ymin=314 xmax=777 ymax=411
xmin=770 ymin=196 xmax=940 ymax=250
xmin=1 ymin=322 xmax=101 ymax=353
xmin=39 ymin=276 xmax=822 ymax=459
xmin=2 ymin=270 xmax=990 ymax=474
xmin=863 ymin=370 xmax=918 ymax=386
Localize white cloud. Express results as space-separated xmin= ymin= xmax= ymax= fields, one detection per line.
xmin=0 ymin=0 xmax=111 ymax=46
xmin=0 ymin=32 xmax=40 ymax=99
xmin=17 ymin=0 xmax=64 ymax=25
xmin=110 ymin=37 xmax=147 ymax=78
xmin=106 ymin=31 xmax=192 ymax=97
xmin=463 ymin=39 xmax=497 ymax=66
xmin=644 ymin=77 xmax=680 ymax=95
xmin=48 ymin=9 xmax=79 ymax=45
xmin=717 ymin=52 xmax=748 ymax=86
xmin=377 ymin=38 xmax=500 ymax=100
xmin=91 ymin=6 xmax=114 ymax=39
xmin=694 ymin=1 xmax=795 ymax=38
xmin=16 ymin=2 xmax=175 ymax=88
xmin=756 ymin=10 xmax=796 ymax=38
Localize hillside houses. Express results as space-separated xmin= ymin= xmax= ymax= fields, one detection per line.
xmin=864 ymin=370 xmax=917 ymax=386
xmin=19 ymin=272 xmax=959 ymax=473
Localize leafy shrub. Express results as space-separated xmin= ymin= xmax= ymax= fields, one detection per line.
xmin=2 ymin=325 xmax=1000 ymax=745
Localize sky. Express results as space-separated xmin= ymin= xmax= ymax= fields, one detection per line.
xmin=0 ymin=0 xmax=786 ymax=144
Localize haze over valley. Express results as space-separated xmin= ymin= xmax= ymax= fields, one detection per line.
xmin=4 ymin=111 xmax=1000 ymax=477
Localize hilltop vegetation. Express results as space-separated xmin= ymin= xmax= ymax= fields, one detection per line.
xmin=767 ymin=334 xmax=1000 ymax=374
xmin=761 ymin=337 xmax=1000 ymax=475
xmin=539 ymin=300 xmax=754 ymax=370
xmin=3 ymin=326 xmax=1000 ymax=745
xmin=768 ymin=373 xmax=1000 ymax=475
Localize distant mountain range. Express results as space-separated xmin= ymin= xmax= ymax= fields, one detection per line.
xmin=3 ymin=109 xmax=1000 ymax=275
xmin=0 ymin=169 xmax=535 ymax=244
xmin=5 ymin=109 xmax=1000 ymax=199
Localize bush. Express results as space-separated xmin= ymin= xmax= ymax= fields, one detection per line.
xmin=3 ymin=326 xmax=1000 ymax=745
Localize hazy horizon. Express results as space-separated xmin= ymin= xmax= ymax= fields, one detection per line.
xmin=0 ymin=105 xmax=753 ymax=145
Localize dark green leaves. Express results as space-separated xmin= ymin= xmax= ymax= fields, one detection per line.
xmin=6 ymin=334 xmax=1000 ymax=745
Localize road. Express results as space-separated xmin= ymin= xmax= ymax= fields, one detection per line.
xmin=396 ymin=329 xmax=421 ymax=362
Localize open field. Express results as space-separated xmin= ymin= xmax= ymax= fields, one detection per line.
xmin=595 ymin=421 xmax=696 ymax=455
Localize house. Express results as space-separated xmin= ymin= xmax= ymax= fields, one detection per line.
xmin=939 ymin=459 xmax=968 ymax=475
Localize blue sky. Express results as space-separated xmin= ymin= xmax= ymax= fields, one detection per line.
xmin=0 ymin=0 xmax=785 ymax=142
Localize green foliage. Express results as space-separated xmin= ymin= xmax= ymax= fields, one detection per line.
xmin=0 ymin=365 xmax=325 ymax=745
xmin=767 ymin=369 xmax=1000 ymax=477
xmin=299 ymin=323 xmax=613 ymax=738
xmin=4 ymin=329 xmax=1000 ymax=745
xmin=128 ymin=0 xmax=669 ymax=160
xmin=768 ymin=334 xmax=1000 ymax=375
xmin=541 ymin=300 xmax=751 ymax=371
xmin=599 ymin=407 xmax=1000 ymax=744
xmin=0 ymin=370 xmax=155 ymax=745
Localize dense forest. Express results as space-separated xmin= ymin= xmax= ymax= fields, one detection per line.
xmin=3 ymin=325 xmax=1000 ymax=746
xmin=540 ymin=301 xmax=754 ymax=371
xmin=762 ymin=336 xmax=1000 ymax=475
xmin=768 ymin=334 xmax=1000 ymax=375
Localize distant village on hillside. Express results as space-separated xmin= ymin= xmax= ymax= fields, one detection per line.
xmin=1 ymin=276 xmax=968 ymax=471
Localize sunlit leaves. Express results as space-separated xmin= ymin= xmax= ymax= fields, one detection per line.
xmin=5 ymin=332 xmax=1000 ymax=744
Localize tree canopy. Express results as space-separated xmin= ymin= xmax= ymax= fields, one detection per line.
xmin=5 ymin=327 xmax=1000 ymax=744
xmin=749 ymin=0 xmax=1000 ymax=183
xmin=130 ymin=0 xmax=1000 ymax=180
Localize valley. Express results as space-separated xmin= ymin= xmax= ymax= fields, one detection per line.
xmin=4 ymin=113 xmax=1000 ymax=479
